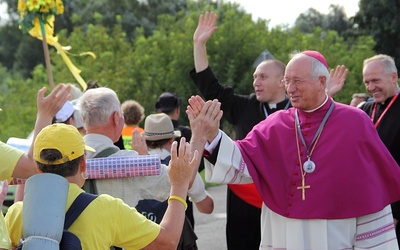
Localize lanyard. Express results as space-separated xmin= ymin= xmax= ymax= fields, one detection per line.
xmin=295 ymin=102 xmax=335 ymax=159
xmin=370 ymin=93 xmax=399 ymax=128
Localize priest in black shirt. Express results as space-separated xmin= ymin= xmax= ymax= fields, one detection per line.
xmin=359 ymin=54 xmax=400 ymax=247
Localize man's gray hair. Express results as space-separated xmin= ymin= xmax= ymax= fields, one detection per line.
xmin=79 ymin=87 xmax=122 ymax=129
xmin=363 ymin=54 xmax=398 ymax=75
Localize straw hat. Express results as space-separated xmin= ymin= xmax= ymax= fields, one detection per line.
xmin=144 ymin=113 xmax=181 ymax=141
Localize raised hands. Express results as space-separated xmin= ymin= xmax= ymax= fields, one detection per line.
xmin=168 ymin=137 xmax=199 ymax=189
xmin=13 ymin=84 xmax=72 ymax=179
xmin=37 ymin=84 xmax=71 ymax=120
xmin=327 ymin=65 xmax=349 ymax=98
xmin=186 ymin=95 xmax=223 ymax=144
xmin=193 ymin=11 xmax=218 ymax=72
xmin=193 ymin=11 xmax=218 ymax=44
xmin=130 ymin=128 xmax=148 ymax=155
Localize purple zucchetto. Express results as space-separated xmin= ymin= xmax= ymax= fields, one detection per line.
xmin=301 ymin=50 xmax=329 ymax=69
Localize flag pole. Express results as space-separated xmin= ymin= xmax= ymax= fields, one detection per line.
xmin=39 ymin=19 xmax=55 ymax=90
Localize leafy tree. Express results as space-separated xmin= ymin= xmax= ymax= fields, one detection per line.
xmin=12 ymin=36 xmax=45 ymax=77
xmin=354 ymin=0 xmax=400 ymax=69
xmin=0 ymin=65 xmax=45 ymax=141
xmin=58 ymin=0 xmax=187 ymax=39
xmin=0 ymin=17 xmax=46 ymax=78
xmin=326 ymin=5 xmax=352 ymax=37
xmin=0 ymin=0 xmax=188 ymax=79
xmin=0 ymin=0 xmax=378 ymax=140
xmin=295 ymin=8 xmax=326 ymax=33
xmin=294 ymin=5 xmax=353 ymax=39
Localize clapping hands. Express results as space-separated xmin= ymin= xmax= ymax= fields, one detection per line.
xmin=186 ymin=95 xmax=223 ymax=143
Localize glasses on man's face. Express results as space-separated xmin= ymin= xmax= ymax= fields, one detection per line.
xmin=281 ymin=78 xmax=307 ymax=87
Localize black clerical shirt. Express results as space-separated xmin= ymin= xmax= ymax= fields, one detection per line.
xmin=360 ymin=95 xmax=400 ymax=166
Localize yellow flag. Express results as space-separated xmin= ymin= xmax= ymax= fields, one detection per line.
xmin=28 ymin=16 xmax=96 ymax=90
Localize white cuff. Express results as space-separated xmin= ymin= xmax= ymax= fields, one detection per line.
xmin=188 ymin=173 xmax=208 ymax=203
xmin=204 ymin=130 xmax=222 ymax=155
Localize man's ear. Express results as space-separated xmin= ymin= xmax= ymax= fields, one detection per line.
xmin=80 ymin=156 xmax=87 ymax=173
xmin=112 ymin=111 xmax=121 ymax=126
xmin=318 ymin=76 xmax=327 ymax=89
xmin=391 ymin=72 xmax=398 ymax=84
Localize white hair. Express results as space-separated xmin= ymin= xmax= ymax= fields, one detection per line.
xmin=79 ymin=87 xmax=122 ymax=129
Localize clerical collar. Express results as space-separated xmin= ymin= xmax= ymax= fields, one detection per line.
xmin=262 ymin=97 xmax=290 ymax=118
xmin=304 ymin=95 xmax=329 ymax=113
xmin=381 ymin=89 xmax=400 ymax=105
xmin=268 ymin=103 xmax=277 ymax=109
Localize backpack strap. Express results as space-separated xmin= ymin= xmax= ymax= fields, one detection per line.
xmin=94 ymin=147 xmax=119 ymax=158
xmin=160 ymin=155 xmax=171 ymax=165
xmin=64 ymin=193 xmax=97 ymax=229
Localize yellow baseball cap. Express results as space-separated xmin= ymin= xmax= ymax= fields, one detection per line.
xmin=34 ymin=123 xmax=95 ymax=165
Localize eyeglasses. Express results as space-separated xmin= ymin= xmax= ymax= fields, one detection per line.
xmin=281 ymin=78 xmax=307 ymax=87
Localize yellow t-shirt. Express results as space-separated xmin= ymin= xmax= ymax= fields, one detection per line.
xmin=0 ymin=142 xmax=24 ymax=181
xmin=6 ymin=183 xmax=160 ymax=249
xmin=0 ymin=212 xmax=10 ymax=249
xmin=0 ymin=141 xmax=24 ymax=249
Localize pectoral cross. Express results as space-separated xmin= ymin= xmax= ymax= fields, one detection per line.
xmin=297 ymin=177 xmax=310 ymax=200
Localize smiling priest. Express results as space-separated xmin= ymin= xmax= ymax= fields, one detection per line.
xmin=187 ymin=51 xmax=400 ymax=249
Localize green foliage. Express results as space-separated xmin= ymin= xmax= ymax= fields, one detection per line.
xmin=354 ymin=0 xmax=400 ymax=69
xmin=295 ymin=4 xmax=353 ymax=38
xmin=56 ymin=0 xmax=187 ymax=39
xmin=295 ymin=8 xmax=326 ymax=33
xmin=0 ymin=65 xmax=45 ymax=141
xmin=0 ymin=0 xmax=379 ymax=141
xmin=0 ymin=20 xmax=46 ymax=78
xmin=18 ymin=12 xmax=35 ymax=34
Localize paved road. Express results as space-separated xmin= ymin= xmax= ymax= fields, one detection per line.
xmin=193 ymin=184 xmax=228 ymax=250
